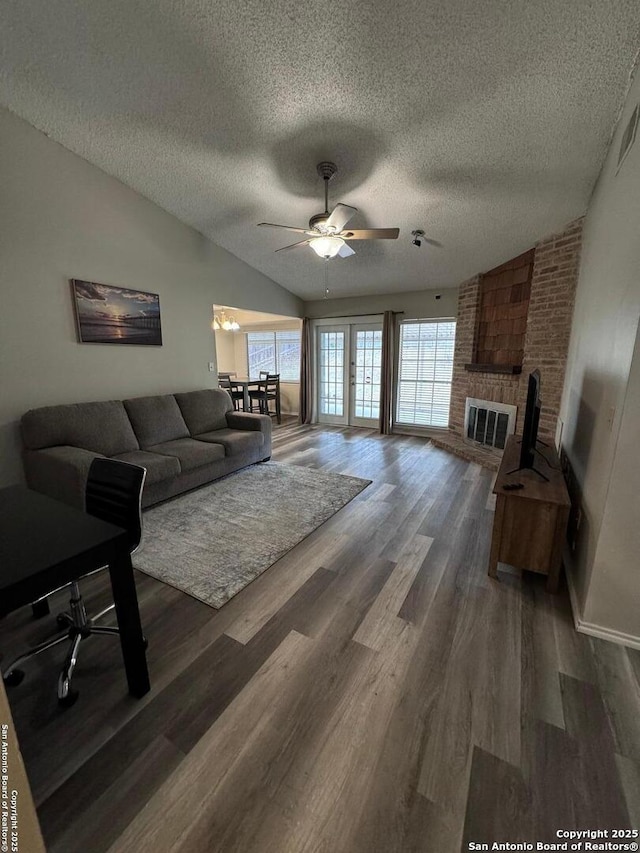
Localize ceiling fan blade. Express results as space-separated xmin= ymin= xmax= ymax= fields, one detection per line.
xmin=337 ymin=243 xmax=356 ymax=258
xmin=325 ymin=203 xmax=358 ymax=232
xmin=341 ymin=228 xmax=400 ymax=240
xmin=257 ymin=222 xmax=308 ymax=235
xmin=275 ymin=239 xmax=311 ymax=253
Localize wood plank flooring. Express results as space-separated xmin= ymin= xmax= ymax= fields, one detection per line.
xmin=1 ymin=423 xmax=638 ymax=852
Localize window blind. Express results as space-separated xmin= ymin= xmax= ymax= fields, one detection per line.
xmin=395 ymin=320 xmax=456 ymax=428
xmin=247 ymin=330 xmax=301 ymax=381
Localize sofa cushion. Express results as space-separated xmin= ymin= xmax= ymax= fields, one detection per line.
xmin=174 ymin=389 xmax=232 ymax=435
xmin=195 ymin=428 xmax=264 ymax=456
xmin=147 ymin=438 xmax=225 ymax=471
xmin=124 ymin=395 xmax=189 ymax=448
xmin=21 ymin=400 xmax=139 ymax=456
xmin=111 ymin=450 xmax=181 ymax=485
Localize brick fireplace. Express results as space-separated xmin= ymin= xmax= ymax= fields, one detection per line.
xmin=442 ymin=218 xmax=583 ymax=466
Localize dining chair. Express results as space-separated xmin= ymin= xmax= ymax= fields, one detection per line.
xmin=219 ymin=377 xmax=243 ymax=411
xmin=248 ymin=373 xmax=281 ymax=423
xmin=2 ymin=458 xmax=147 ymax=707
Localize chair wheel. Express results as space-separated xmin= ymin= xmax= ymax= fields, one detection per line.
xmin=58 ymin=689 xmax=79 ymax=708
xmin=4 ymin=669 xmax=25 ymax=687
xmin=143 ymin=636 xmax=149 ymax=650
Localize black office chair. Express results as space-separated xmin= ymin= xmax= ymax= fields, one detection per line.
xmin=248 ymin=373 xmax=281 ymax=423
xmin=3 ymin=458 xmax=146 ymax=707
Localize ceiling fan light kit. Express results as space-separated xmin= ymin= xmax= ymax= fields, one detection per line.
xmin=257 ymin=162 xmax=399 ymax=260
xmin=309 ymin=235 xmax=345 ymax=258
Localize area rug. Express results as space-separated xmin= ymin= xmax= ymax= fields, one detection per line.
xmin=132 ymin=462 xmax=371 ymax=608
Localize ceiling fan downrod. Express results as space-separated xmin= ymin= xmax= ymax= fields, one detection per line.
xmin=316 ymin=161 xmax=337 ymax=216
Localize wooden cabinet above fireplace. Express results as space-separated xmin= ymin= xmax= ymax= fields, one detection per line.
xmin=464 ymin=249 xmax=534 ymax=375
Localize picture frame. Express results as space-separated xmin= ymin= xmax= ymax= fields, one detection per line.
xmin=71 ymin=279 xmax=163 ymax=346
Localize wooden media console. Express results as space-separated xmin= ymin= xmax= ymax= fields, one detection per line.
xmin=488 ymin=435 xmax=571 ymax=593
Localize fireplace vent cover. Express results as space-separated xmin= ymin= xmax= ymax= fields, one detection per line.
xmin=464 ymin=398 xmax=517 ymax=450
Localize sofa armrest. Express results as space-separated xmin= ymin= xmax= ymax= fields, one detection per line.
xmin=225 ymin=412 xmax=271 ymax=435
xmin=23 ymin=446 xmax=105 ymax=510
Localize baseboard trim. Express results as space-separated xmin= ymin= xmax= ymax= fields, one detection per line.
xmin=574 ymin=619 xmax=640 ymax=651
xmin=392 ymin=426 xmax=447 ymax=438
xmin=565 ymin=559 xmax=640 ymax=650
xmin=564 ymin=556 xmax=583 ymax=629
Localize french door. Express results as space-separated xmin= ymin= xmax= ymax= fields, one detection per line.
xmin=317 ymin=323 xmax=383 ymax=428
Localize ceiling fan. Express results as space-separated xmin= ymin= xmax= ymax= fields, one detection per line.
xmin=258 ymin=161 xmax=400 ymax=259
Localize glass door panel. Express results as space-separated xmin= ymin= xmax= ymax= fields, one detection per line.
xmin=316 ymin=322 xmax=383 ymax=427
xmin=350 ymin=325 xmax=382 ymax=428
xmin=318 ymin=327 xmax=348 ymax=424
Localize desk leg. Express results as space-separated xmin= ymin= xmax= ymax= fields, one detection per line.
xmin=109 ymin=552 xmax=150 ymax=698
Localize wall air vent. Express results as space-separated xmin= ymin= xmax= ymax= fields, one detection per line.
xmin=617 ymin=103 xmax=638 ymax=173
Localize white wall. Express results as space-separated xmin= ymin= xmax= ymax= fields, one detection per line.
xmin=214 ymin=330 xmax=237 ymax=374
xmin=303 ymin=287 xmax=459 ymax=321
xmin=583 ymin=320 xmax=640 ymax=640
xmin=0 ymin=107 xmax=302 ymax=486
xmin=559 ymin=64 xmax=640 ymax=643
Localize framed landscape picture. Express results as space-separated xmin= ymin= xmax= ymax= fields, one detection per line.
xmin=71 ymin=279 xmax=163 ymax=345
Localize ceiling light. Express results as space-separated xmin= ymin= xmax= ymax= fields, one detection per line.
xmin=309 ymin=235 xmax=345 ymax=259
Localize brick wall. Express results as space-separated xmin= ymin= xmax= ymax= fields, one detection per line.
xmin=449 ymin=218 xmax=583 ymax=441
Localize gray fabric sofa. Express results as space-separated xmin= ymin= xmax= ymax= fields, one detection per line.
xmin=21 ymin=389 xmax=271 ymax=509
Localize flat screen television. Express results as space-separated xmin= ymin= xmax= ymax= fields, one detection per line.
xmin=519 ymin=369 xmax=541 ymax=470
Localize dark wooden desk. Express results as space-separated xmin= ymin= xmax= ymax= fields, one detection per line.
xmin=488 ymin=436 xmax=571 ymax=593
xmin=0 ymin=486 xmax=150 ymax=698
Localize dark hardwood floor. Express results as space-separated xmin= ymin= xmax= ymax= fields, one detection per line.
xmin=1 ymin=423 xmax=638 ymax=852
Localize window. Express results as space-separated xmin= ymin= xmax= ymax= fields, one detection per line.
xmin=396 ymin=319 xmax=456 ymax=428
xmin=247 ymin=330 xmax=301 ymax=381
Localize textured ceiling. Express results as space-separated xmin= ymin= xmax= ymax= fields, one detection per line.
xmin=1 ymin=1 xmax=639 ymax=301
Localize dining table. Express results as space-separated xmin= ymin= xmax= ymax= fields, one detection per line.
xmin=228 ymin=377 xmax=261 ymax=412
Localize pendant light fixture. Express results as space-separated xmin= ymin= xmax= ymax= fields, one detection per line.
xmin=211 ymin=310 xmax=240 ymax=331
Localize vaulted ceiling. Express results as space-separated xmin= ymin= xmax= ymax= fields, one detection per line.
xmin=1 ymin=1 xmax=639 ymax=300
